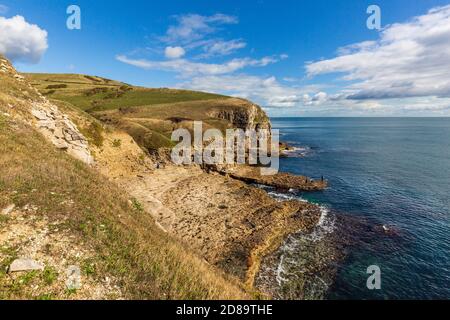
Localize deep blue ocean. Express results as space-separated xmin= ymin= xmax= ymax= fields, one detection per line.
xmin=271 ymin=117 xmax=450 ymax=299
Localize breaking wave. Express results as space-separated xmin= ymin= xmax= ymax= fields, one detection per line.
xmin=254 ymin=185 xmax=340 ymax=299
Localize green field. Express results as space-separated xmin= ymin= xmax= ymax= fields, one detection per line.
xmin=24 ymin=73 xmax=226 ymax=112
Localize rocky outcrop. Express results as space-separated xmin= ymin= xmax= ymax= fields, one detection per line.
xmin=220 ymin=165 xmax=328 ymax=191
xmin=122 ymin=165 xmax=322 ymax=289
xmin=0 ymin=57 xmax=25 ymax=82
xmin=31 ymin=101 xmax=93 ymax=165
xmin=8 ymin=258 xmax=44 ymax=273
xmin=0 ymin=55 xmax=93 ymax=165
xmin=208 ymin=98 xmax=272 ymax=132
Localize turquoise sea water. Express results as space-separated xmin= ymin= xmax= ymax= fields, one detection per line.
xmin=270 ymin=117 xmax=450 ymax=299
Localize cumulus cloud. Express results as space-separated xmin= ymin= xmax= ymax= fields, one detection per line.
xmin=164 ymin=46 xmax=185 ymax=59
xmin=177 ymin=74 xmax=324 ymax=108
xmin=116 ymin=55 xmax=280 ymax=77
xmin=0 ymin=15 xmax=48 ymax=63
xmin=306 ymin=5 xmax=450 ymax=100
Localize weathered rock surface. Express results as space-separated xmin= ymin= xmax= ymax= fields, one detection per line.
xmin=216 ymin=165 xmax=328 ymax=191
xmin=8 ymin=258 xmax=45 ymax=273
xmin=31 ymin=101 xmax=94 ymax=165
xmin=119 ymin=165 xmax=322 ymax=288
xmin=1 ymin=55 xmax=93 ymax=165
xmin=208 ymin=98 xmax=272 ymax=132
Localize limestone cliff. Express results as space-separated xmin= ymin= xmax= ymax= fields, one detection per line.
xmin=207 ymin=98 xmax=272 ymax=132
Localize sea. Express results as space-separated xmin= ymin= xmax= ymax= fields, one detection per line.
xmin=256 ymin=117 xmax=450 ymax=300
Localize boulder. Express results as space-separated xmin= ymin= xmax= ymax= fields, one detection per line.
xmin=8 ymin=259 xmax=44 ymax=273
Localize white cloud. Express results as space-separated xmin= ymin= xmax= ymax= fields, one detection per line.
xmin=0 ymin=15 xmax=48 ymax=63
xmin=158 ymin=14 xmax=248 ymax=58
xmin=200 ymin=39 xmax=246 ymax=57
xmin=116 ymin=55 xmax=280 ymax=77
xmin=164 ymin=46 xmax=185 ymax=59
xmin=302 ymin=92 xmax=328 ymax=106
xmin=162 ymin=13 xmax=238 ymax=44
xmin=177 ymin=74 xmax=318 ymax=107
xmin=0 ymin=4 xmax=8 ymax=14
xmin=306 ymin=5 xmax=450 ymax=100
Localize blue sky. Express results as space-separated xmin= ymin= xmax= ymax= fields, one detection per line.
xmin=1 ymin=0 xmax=450 ymax=116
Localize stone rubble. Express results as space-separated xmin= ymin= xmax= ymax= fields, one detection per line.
xmin=31 ymin=101 xmax=94 ymax=165
xmin=1 ymin=55 xmax=93 ymax=165
xmin=8 ymin=258 xmax=45 ymax=273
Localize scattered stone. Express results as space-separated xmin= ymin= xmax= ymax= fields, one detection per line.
xmin=31 ymin=109 xmax=48 ymax=121
xmin=8 ymin=258 xmax=44 ymax=273
xmin=31 ymin=102 xmax=94 ymax=165
xmin=23 ymin=204 xmax=38 ymax=212
xmin=1 ymin=204 xmax=15 ymax=215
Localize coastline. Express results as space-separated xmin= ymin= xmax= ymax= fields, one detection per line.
xmin=111 ymin=163 xmax=324 ymax=295
xmin=90 ymin=127 xmax=327 ymax=296
xmin=1 ymin=55 xmax=333 ymax=299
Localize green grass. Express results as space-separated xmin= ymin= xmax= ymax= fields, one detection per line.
xmin=131 ymin=198 xmax=144 ymax=212
xmin=111 ymin=138 xmax=122 ymax=148
xmin=42 ymin=267 xmax=58 ymax=285
xmin=81 ymin=259 xmax=97 ymax=277
xmin=24 ymin=73 xmax=226 ymax=112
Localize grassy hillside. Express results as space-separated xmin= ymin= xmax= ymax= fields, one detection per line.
xmin=24 ymin=73 xmax=226 ymax=112
xmin=23 ymin=73 xmax=269 ymax=151
xmin=1 ymin=58 xmax=247 ymax=300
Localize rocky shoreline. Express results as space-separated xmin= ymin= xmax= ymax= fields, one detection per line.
xmin=1 ymin=54 xmax=330 ymax=298
xmin=218 ymin=165 xmax=328 ymax=191
xmin=110 ymin=161 xmax=326 ymax=295
xmin=90 ymin=132 xmax=326 ymax=295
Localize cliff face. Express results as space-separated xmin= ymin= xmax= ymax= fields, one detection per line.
xmin=208 ymin=98 xmax=272 ymax=132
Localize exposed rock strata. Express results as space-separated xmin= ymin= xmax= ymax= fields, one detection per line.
xmin=216 ymin=165 xmax=328 ymax=191
xmin=208 ymin=98 xmax=272 ymax=132
xmin=118 ymin=165 xmax=322 ymax=290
